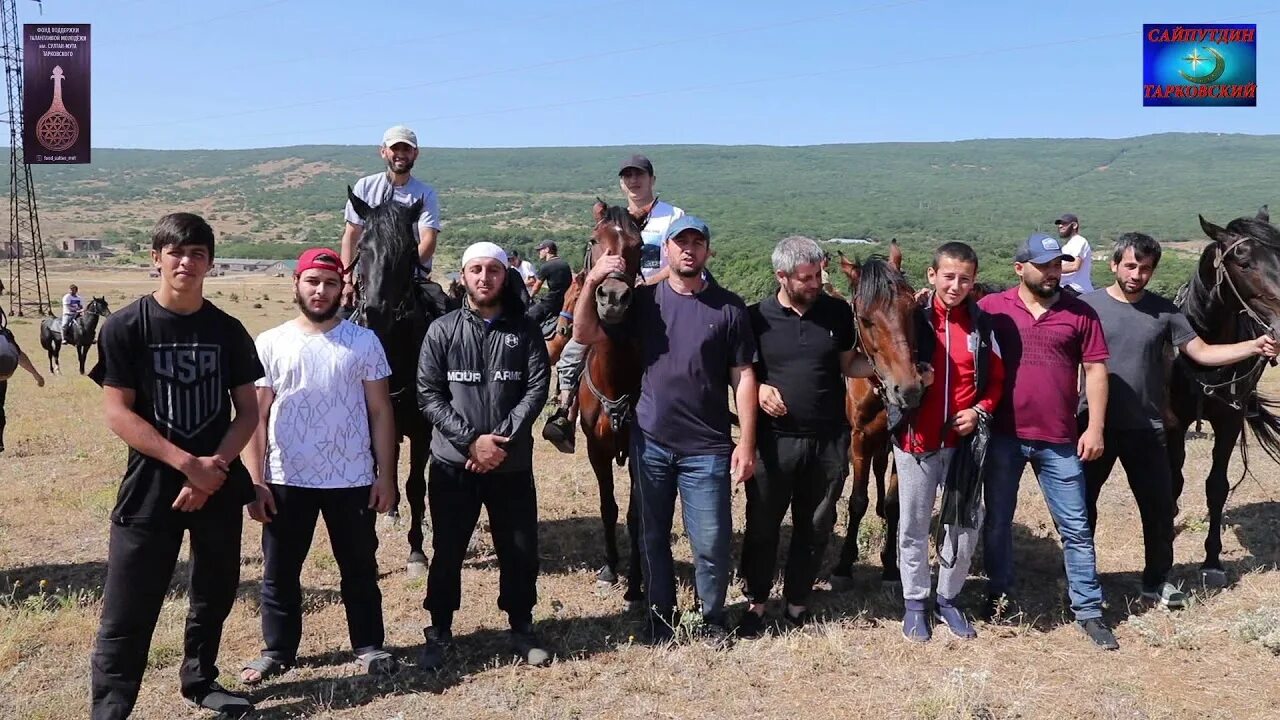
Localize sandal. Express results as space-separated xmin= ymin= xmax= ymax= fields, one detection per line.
xmin=356 ymin=648 xmax=397 ymax=676
xmin=240 ymin=655 xmax=290 ymax=686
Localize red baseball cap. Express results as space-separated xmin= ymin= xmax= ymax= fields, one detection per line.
xmin=296 ymin=247 xmax=344 ymax=278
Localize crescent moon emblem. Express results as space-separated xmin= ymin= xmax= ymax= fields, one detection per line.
xmin=1179 ymin=47 xmax=1226 ymax=84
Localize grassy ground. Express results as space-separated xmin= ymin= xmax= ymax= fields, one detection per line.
xmin=1 ymin=268 xmax=1278 ymax=719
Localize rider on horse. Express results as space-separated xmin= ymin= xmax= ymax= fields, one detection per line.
xmin=61 ymin=283 xmax=83 ymax=343
xmin=340 ymin=125 xmax=451 ymax=319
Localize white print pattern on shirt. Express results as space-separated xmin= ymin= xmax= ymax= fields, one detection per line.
xmin=255 ymin=320 xmax=391 ymax=489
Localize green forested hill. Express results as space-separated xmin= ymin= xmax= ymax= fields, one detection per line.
xmin=28 ymin=133 xmax=1280 ymax=299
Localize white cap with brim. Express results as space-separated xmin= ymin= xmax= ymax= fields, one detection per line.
xmin=461 ymin=242 xmax=508 ymax=269
xmin=382 ymin=125 xmax=418 ymax=148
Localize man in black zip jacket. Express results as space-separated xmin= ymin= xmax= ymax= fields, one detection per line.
xmin=416 ymin=241 xmax=552 ymax=669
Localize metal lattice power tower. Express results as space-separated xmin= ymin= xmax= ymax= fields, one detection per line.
xmin=1 ymin=0 xmax=48 ymax=317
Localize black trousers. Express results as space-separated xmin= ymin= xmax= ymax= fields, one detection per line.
xmin=260 ymin=484 xmax=383 ymax=663
xmin=0 ymin=379 xmax=7 ymax=447
xmin=1081 ymin=413 xmax=1175 ymax=590
xmin=90 ymin=510 xmax=243 ymax=720
xmin=740 ymin=430 xmax=850 ymax=606
xmin=424 ymin=461 xmax=539 ymax=629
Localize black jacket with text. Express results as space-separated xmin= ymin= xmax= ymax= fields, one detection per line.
xmin=417 ymin=297 xmax=550 ymax=473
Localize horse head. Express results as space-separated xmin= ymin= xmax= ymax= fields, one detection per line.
xmin=347 ymin=185 xmax=423 ymax=337
xmin=1197 ymin=205 xmax=1280 ymax=339
xmin=840 ymin=246 xmax=926 ymax=409
xmin=588 ymin=199 xmax=642 ymax=325
xmin=86 ymin=296 xmax=111 ymax=317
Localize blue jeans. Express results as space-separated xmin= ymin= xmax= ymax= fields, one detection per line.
xmin=982 ymin=434 xmax=1104 ymax=620
xmin=630 ymin=431 xmax=732 ymax=626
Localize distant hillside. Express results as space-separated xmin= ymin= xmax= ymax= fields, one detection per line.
xmin=21 ymin=133 xmax=1280 ymax=298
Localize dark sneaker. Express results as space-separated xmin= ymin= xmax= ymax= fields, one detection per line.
xmin=420 ymin=626 xmax=453 ymax=670
xmin=184 ymin=682 xmax=253 ymax=718
xmin=698 ymin=622 xmax=734 ymax=651
xmin=541 ymin=411 xmax=576 ymax=454
xmin=734 ymin=610 xmax=768 ymax=639
xmin=934 ymin=601 xmax=977 ymax=640
xmin=902 ymin=608 xmax=931 ymax=643
xmin=1141 ymin=582 xmax=1188 ymax=609
xmin=510 ymin=626 xmax=553 ymax=667
xmin=1077 ymin=618 xmax=1119 ymax=651
xmin=782 ymin=608 xmax=810 ymax=630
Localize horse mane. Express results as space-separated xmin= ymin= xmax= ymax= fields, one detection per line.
xmin=597 ymin=203 xmax=641 ymax=236
xmin=853 ymin=255 xmax=911 ymax=309
xmin=360 ymin=200 xmax=420 ymax=267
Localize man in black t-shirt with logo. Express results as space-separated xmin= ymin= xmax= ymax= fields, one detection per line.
xmin=88 ymin=213 xmax=263 ymax=720
xmin=526 ymin=240 xmax=572 ymax=328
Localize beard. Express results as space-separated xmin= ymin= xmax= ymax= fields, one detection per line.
xmin=784 ymin=284 xmax=820 ymax=308
xmin=466 ymin=286 xmax=501 ymax=309
xmin=295 ymin=290 xmax=340 ymax=322
xmin=673 ymin=262 xmax=704 ymax=279
xmin=1022 ymin=274 xmax=1059 ymax=299
xmin=386 ymin=157 xmax=415 ymax=174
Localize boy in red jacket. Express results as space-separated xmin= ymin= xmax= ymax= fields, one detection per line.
xmin=895 ymin=242 xmax=1004 ymax=642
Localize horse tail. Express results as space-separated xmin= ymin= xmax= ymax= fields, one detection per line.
xmin=1243 ymin=392 xmax=1280 ymax=467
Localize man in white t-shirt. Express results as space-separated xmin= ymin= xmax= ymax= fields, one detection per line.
xmin=541 ymin=154 xmax=684 ymax=452
xmin=340 ymin=125 xmax=449 ymax=317
xmin=1055 ymin=213 xmax=1094 ymax=295
xmin=240 ymin=247 xmax=398 ymax=686
xmin=509 ymin=250 xmax=536 ymax=290
xmin=61 ymin=283 xmax=84 ymax=342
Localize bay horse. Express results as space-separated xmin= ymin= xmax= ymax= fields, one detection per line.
xmin=579 ymin=200 xmax=644 ymax=605
xmin=830 ymin=244 xmax=928 ymax=585
xmin=39 ymin=297 xmax=111 ymax=374
xmin=1167 ymin=207 xmax=1280 ymax=587
xmin=546 ymin=270 xmax=585 ymax=368
xmin=345 ymin=187 xmax=435 ymax=576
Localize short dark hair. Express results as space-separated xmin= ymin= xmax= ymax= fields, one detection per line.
xmin=1112 ymin=232 xmax=1162 ymax=268
xmin=152 ymin=212 xmax=215 ymax=258
xmin=540 ymin=241 xmax=558 ymax=254
xmin=932 ymin=241 xmax=979 ymax=272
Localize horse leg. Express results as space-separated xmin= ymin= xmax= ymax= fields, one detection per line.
xmin=406 ymin=430 xmax=429 ymax=577
xmin=1201 ymin=414 xmax=1241 ymax=588
xmin=1166 ymin=425 xmax=1189 ymax=520
xmin=587 ymin=433 xmax=622 ymax=586
xmin=623 ymin=472 xmax=644 ymax=607
xmin=78 ymin=343 xmax=89 ymax=375
xmin=877 ymin=450 xmax=901 ymax=584
xmin=832 ymin=431 xmax=870 ymax=585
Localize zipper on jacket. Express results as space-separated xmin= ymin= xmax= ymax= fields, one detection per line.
xmin=943 ymin=305 xmax=952 ymax=431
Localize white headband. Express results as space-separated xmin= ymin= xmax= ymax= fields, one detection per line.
xmin=461 ymin=241 xmax=508 ymax=269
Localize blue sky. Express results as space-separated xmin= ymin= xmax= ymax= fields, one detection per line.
xmin=24 ymin=0 xmax=1280 ymax=149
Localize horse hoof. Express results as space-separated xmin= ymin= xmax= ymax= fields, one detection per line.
xmin=1201 ymin=568 xmax=1228 ymax=589
xmin=622 ymin=599 xmax=644 ymax=614
xmin=595 ymin=566 xmax=619 ymax=586
xmin=406 ymin=560 xmax=428 ymax=579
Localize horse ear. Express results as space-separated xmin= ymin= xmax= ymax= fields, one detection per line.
xmin=348 ymin=186 xmax=372 ymax=220
xmin=839 ymin=253 xmax=860 ymax=289
xmin=1199 ymin=215 xmax=1233 ymax=245
xmin=592 ymin=199 xmax=606 ymax=222
xmin=1258 ymin=205 xmax=1270 ymax=223
xmin=889 ymin=238 xmax=902 ymax=271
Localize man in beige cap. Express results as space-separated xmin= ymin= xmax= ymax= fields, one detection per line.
xmin=340 ymin=125 xmax=448 ymax=316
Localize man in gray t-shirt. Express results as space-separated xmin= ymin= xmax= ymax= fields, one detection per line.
xmin=1080 ymin=233 xmax=1276 ymax=610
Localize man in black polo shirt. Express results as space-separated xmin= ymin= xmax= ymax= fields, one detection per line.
xmin=737 ymin=235 xmax=873 ymax=637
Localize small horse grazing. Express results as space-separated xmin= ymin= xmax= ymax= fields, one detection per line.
xmin=39 ymin=297 xmax=111 ymax=374
xmin=345 ymin=187 xmax=435 ymax=576
xmin=1168 ymin=207 xmax=1280 ymax=588
xmin=830 ymin=244 xmax=928 ymax=585
xmin=546 ymin=270 xmax=585 ymax=368
xmin=579 ymin=200 xmax=644 ymax=604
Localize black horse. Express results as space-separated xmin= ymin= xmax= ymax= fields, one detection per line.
xmin=39 ymin=297 xmax=111 ymax=374
xmin=1168 ymin=206 xmax=1280 ymax=587
xmin=345 ymin=187 xmax=440 ymax=576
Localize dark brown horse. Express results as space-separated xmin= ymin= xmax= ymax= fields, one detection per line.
xmin=830 ymin=243 xmax=927 ymax=585
xmin=578 ymin=200 xmax=645 ymax=605
xmin=1168 ymin=207 xmax=1280 ymax=587
xmin=546 ymin=270 xmax=585 ymax=367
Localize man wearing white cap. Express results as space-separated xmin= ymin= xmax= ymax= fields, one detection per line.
xmin=340 ymin=125 xmax=446 ymax=314
xmin=415 ymin=242 xmax=552 ymax=670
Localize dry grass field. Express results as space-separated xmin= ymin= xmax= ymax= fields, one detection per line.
xmin=1 ymin=267 xmax=1278 ymax=719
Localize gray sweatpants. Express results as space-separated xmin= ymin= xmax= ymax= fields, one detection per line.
xmin=893 ymin=447 xmax=983 ymax=602
xmin=557 ymin=338 xmax=587 ymax=395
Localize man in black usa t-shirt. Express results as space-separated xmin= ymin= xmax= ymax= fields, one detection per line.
xmin=88 ymin=213 xmax=262 ymax=720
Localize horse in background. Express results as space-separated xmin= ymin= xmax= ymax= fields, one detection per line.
xmin=39 ymin=296 xmax=111 ymax=374
xmin=345 ymin=187 xmax=435 ymax=576
xmin=1168 ymin=206 xmax=1280 ymax=587
xmin=830 ymin=242 xmax=927 ymax=585
xmin=546 ymin=270 xmax=585 ymax=368
xmin=579 ymin=200 xmax=645 ymax=605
